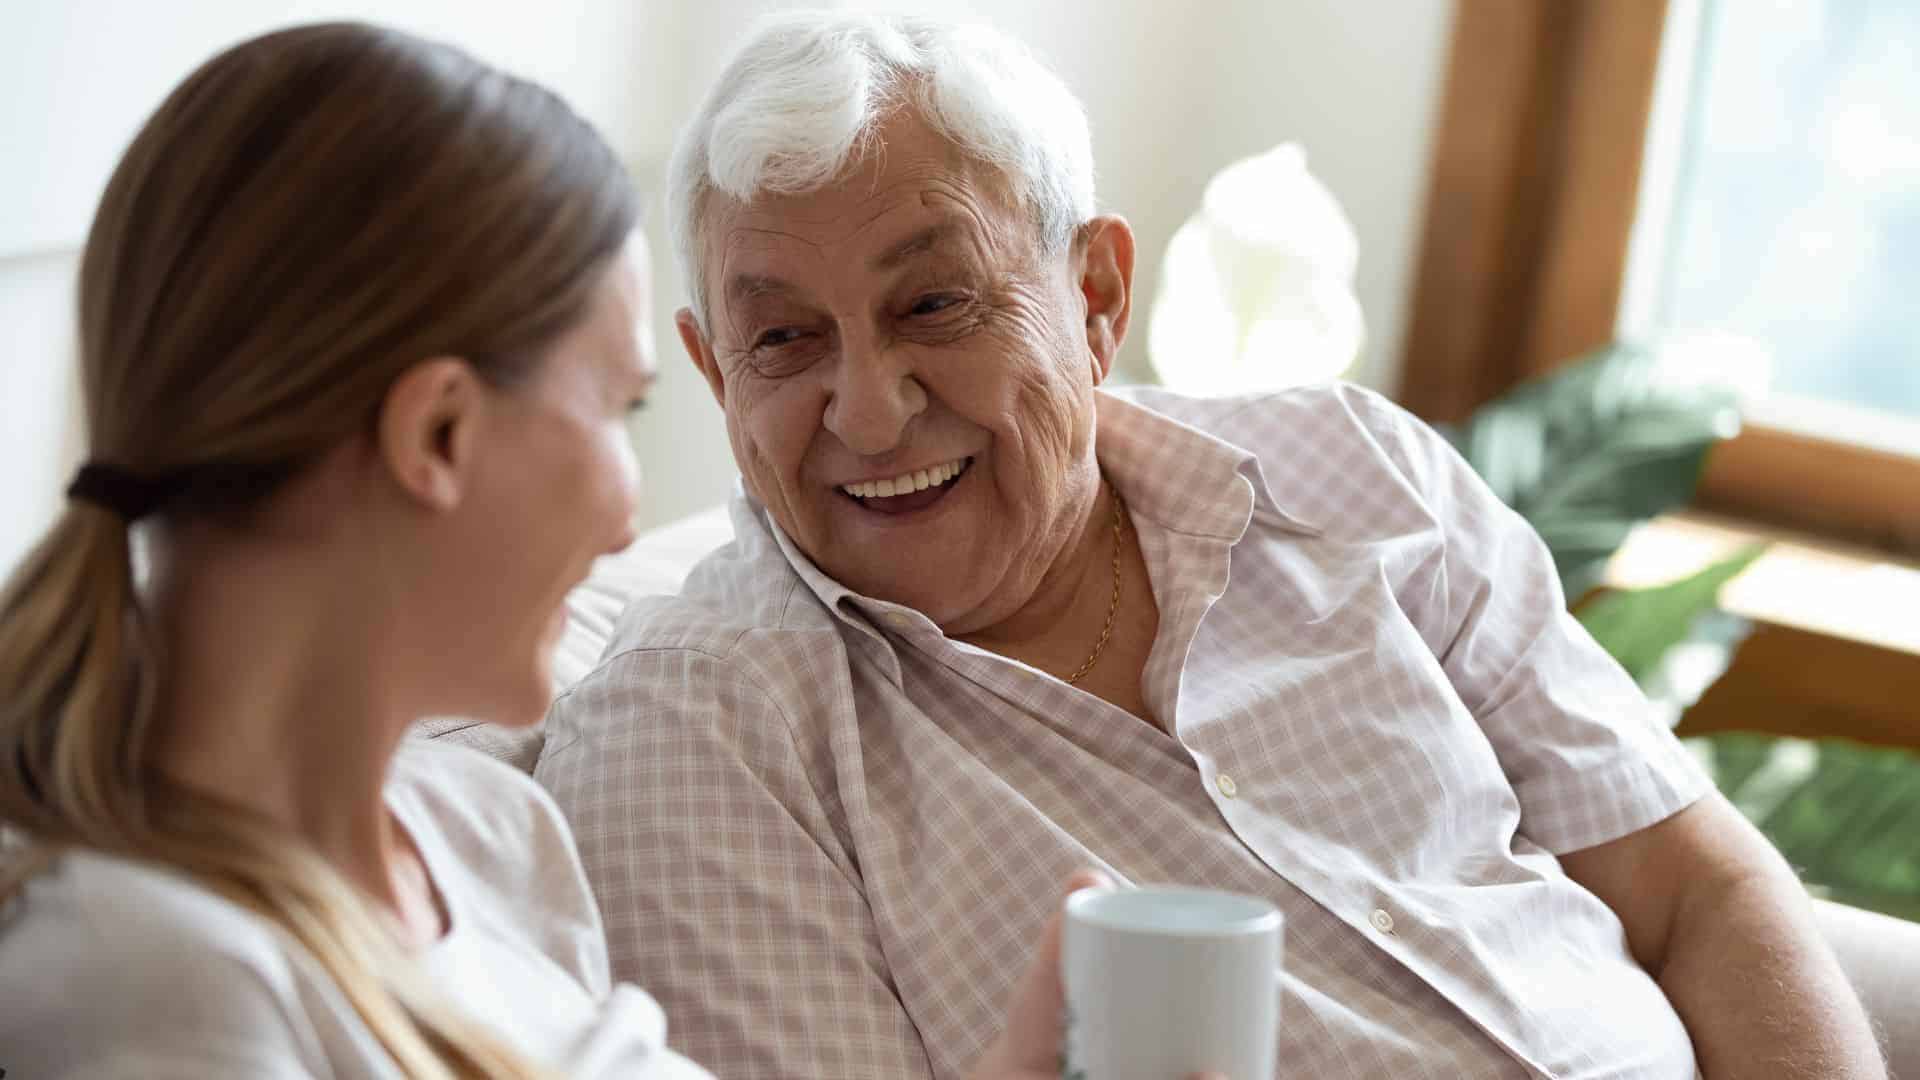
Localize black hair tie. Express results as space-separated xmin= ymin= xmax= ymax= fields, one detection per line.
xmin=65 ymin=463 xmax=189 ymax=522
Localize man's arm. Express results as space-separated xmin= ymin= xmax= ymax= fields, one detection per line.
xmin=535 ymin=649 xmax=934 ymax=1080
xmin=1560 ymin=793 xmax=1885 ymax=1079
xmin=1346 ymin=388 xmax=1885 ymax=1077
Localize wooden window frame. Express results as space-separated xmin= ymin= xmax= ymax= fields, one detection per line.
xmin=1399 ymin=0 xmax=1920 ymax=749
xmin=1400 ymin=0 xmax=1920 ymax=555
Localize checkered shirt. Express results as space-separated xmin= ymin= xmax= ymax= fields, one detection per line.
xmin=537 ymin=383 xmax=1709 ymax=1079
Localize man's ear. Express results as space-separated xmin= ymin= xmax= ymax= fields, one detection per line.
xmin=1078 ymin=215 xmax=1136 ymax=384
xmin=377 ymin=357 xmax=485 ymax=512
xmin=677 ymin=307 xmax=727 ymax=407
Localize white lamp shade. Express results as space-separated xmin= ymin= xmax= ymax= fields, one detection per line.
xmin=1149 ymin=144 xmax=1364 ymax=396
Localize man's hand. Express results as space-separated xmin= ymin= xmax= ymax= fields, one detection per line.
xmin=1560 ymin=793 xmax=1886 ymax=1079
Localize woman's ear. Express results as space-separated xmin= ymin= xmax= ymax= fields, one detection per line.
xmin=1078 ymin=215 xmax=1136 ymax=384
xmin=376 ymin=357 xmax=486 ymax=512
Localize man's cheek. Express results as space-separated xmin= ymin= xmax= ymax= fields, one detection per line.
xmin=731 ymin=424 xmax=798 ymax=519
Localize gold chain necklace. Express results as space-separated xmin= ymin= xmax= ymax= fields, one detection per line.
xmin=1064 ymin=485 xmax=1125 ymax=685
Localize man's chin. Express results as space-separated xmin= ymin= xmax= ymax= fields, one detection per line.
xmin=834 ymin=563 xmax=970 ymax=621
xmin=845 ymin=565 xmax=1021 ymax=634
xmin=790 ymin=500 xmax=1004 ymax=623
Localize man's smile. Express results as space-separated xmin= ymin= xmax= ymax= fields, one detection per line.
xmin=837 ymin=456 xmax=975 ymax=515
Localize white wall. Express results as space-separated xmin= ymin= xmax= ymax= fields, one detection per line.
xmin=0 ymin=250 xmax=86 ymax=570
xmin=0 ymin=1 xmax=681 ymax=254
xmin=2 ymin=0 xmax=1453 ymax=575
xmin=0 ymin=0 xmax=689 ymax=574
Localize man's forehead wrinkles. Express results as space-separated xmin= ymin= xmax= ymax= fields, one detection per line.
xmin=732 ymin=196 xmax=918 ymax=250
xmin=874 ymin=224 xmax=950 ymax=270
xmin=925 ymin=192 xmax=1001 ymax=259
xmin=700 ymin=150 xmax=1019 ymax=326
xmin=724 ymin=273 xmax=794 ymax=306
xmin=723 ymin=209 xmax=976 ymax=274
xmin=729 ymin=153 xmax=986 ymax=229
xmin=713 ymin=226 xmax=820 ymax=304
xmin=720 ymin=225 xmax=828 ymax=256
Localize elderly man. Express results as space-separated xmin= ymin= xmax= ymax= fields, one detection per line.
xmin=536 ymin=12 xmax=1883 ymax=1079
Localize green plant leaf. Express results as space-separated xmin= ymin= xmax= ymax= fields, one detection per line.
xmin=1574 ymin=545 xmax=1767 ymax=682
xmin=1445 ymin=343 xmax=1745 ymax=598
xmin=1691 ymin=732 xmax=1920 ymax=922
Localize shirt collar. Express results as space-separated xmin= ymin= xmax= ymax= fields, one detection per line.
xmin=761 ymin=503 xmax=900 ymax=625
xmin=1092 ymin=389 xmax=1322 ymax=543
xmin=747 ymin=387 xmax=1322 ymax=638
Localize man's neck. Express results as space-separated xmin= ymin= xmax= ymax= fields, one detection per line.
xmin=956 ymin=476 xmax=1160 ymax=717
xmin=956 ymin=475 xmax=1113 ymax=662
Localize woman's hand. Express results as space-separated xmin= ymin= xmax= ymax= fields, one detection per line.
xmin=966 ymin=869 xmax=1108 ymax=1080
xmin=967 ymin=869 xmax=1228 ymax=1080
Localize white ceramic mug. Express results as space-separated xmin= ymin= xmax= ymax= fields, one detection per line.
xmin=1061 ymin=886 xmax=1282 ymax=1080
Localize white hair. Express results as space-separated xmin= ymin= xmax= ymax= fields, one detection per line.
xmin=667 ymin=11 xmax=1097 ymax=329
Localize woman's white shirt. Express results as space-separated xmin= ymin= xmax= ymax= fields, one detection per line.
xmin=0 ymin=740 xmax=711 ymax=1079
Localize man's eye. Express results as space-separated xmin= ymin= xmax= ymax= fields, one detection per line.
xmin=909 ymin=294 xmax=962 ymax=317
xmin=754 ymin=327 xmax=803 ymax=349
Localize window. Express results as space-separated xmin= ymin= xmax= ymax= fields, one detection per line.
xmin=1400 ymin=0 xmax=1920 ymax=747
xmin=1401 ymin=0 xmax=1920 ymax=553
xmin=1623 ymin=0 xmax=1920 ymax=457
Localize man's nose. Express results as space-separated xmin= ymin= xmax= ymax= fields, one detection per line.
xmin=823 ymin=331 xmax=927 ymax=456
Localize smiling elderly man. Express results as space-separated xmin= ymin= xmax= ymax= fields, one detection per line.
xmin=535 ymin=13 xmax=1883 ymax=1080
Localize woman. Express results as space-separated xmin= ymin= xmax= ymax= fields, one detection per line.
xmin=0 ymin=23 xmax=1089 ymax=1078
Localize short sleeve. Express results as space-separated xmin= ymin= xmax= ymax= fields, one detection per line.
xmin=1354 ymin=389 xmax=1711 ymax=853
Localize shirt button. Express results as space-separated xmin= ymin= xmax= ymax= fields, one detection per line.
xmin=886 ymin=612 xmax=913 ymax=630
xmin=1370 ymin=908 xmax=1396 ymax=935
xmin=1215 ymin=773 xmax=1238 ymax=798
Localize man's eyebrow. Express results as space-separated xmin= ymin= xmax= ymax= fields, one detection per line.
xmin=872 ymin=222 xmax=965 ymax=271
xmin=724 ymin=273 xmax=797 ymax=306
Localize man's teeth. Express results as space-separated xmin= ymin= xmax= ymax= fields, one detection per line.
xmin=841 ymin=458 xmax=968 ymax=500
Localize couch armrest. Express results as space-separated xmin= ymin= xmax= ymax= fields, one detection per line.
xmin=1813 ymin=897 xmax=1919 ymax=1077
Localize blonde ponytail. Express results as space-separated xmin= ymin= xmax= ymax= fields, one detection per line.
xmin=0 ymin=505 xmax=148 ymax=842
xmin=0 ymin=504 xmax=554 ymax=1079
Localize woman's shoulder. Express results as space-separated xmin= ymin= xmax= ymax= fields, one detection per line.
xmin=391 ymin=736 xmax=574 ymax=860
xmin=0 ymin=849 xmax=340 ymax=1074
xmin=2 ymin=847 xmax=307 ymax=988
xmin=390 ymin=737 xmax=610 ymax=988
